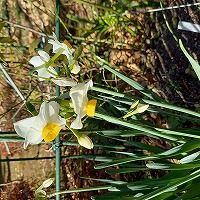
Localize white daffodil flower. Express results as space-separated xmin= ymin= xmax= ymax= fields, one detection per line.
xmin=29 ymin=50 xmax=57 ymax=81
xmin=48 ymin=33 xmax=73 ymax=66
xmin=69 ymin=80 xmax=93 ymax=129
xmin=14 ymin=101 xmax=66 ymax=149
xmin=48 ymin=33 xmax=80 ymax=74
xmin=51 ymin=77 xmax=77 ymax=87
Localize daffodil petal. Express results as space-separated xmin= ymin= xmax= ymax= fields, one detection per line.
xmin=56 ymin=116 xmax=66 ymax=128
xmin=42 ymin=123 xmax=61 ymax=142
xmin=14 ymin=116 xmax=37 ymax=138
xmin=14 ymin=101 xmax=66 ymax=148
xmin=69 ymin=80 xmax=93 ymax=129
xmin=48 ymin=40 xmax=61 ymax=53
xmin=39 ymin=102 xmax=59 ymax=124
xmin=40 ymin=101 xmax=66 ymax=129
xmin=71 ymin=64 xmax=80 ymax=74
xmin=70 ymin=116 xmax=83 ymax=129
xmin=29 ymin=56 xmax=44 ymax=67
xmin=47 ymin=66 xmax=57 ymax=77
xmin=87 ymin=99 xmax=97 ymax=117
xmin=48 ymin=33 xmax=73 ymax=66
xmin=29 ymin=51 xmax=57 ymax=81
xmin=70 ymin=90 xmax=87 ymax=116
xmin=14 ymin=116 xmax=44 ymax=148
xmin=38 ymin=50 xmax=50 ymax=62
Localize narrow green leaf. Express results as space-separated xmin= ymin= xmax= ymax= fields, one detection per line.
xmin=136 ymin=169 xmax=200 ymax=200
xmin=66 ymin=13 xmax=94 ymax=24
xmin=0 ymin=22 xmax=5 ymax=31
xmin=180 ymin=151 xmax=200 ymax=164
xmin=80 ymin=177 xmax=127 ymax=184
xmin=94 ymin=139 xmax=200 ymax=169
xmin=106 ymin=166 xmax=148 ymax=174
xmin=181 ymin=182 xmax=200 ymax=200
xmin=29 ymin=38 xmax=41 ymax=54
xmin=146 ymin=162 xmax=200 ymax=170
xmin=0 ymin=37 xmax=16 ymax=43
xmin=93 ymin=86 xmax=200 ymax=119
xmin=25 ymin=102 xmax=38 ymax=116
xmin=95 ymin=112 xmax=182 ymax=142
xmin=48 ymin=185 xmax=111 ymax=198
xmin=99 ymin=131 xmax=164 ymax=153
xmin=179 ymin=39 xmax=200 ymax=80
xmin=0 ymin=53 xmax=5 ymax=59
xmin=73 ymin=44 xmax=83 ymax=60
xmin=95 ymin=56 xmax=161 ymax=100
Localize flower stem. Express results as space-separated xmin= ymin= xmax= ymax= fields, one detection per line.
xmin=66 ymin=122 xmax=81 ymax=139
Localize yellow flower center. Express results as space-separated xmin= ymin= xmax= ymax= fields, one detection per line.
xmin=86 ymin=99 xmax=97 ymax=117
xmin=42 ymin=123 xmax=61 ymax=142
xmin=63 ymin=40 xmax=73 ymax=49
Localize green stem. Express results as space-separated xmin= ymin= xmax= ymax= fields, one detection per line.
xmin=31 ymin=48 xmax=64 ymax=72
xmin=55 ymin=1 xmax=61 ymax=199
xmin=65 ymin=122 xmax=81 ymax=139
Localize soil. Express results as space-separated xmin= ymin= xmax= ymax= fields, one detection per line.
xmin=151 ymin=0 xmax=200 ymax=107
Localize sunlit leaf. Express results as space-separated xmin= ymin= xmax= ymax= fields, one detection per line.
xmin=0 ymin=22 xmax=5 ymax=31
xmin=0 ymin=37 xmax=15 ymax=43
xmin=180 ymin=151 xmax=200 ymax=164
xmin=179 ymin=39 xmax=200 ymax=80
xmin=29 ymin=38 xmax=41 ymax=54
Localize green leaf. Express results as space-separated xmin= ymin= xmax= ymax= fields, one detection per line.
xmin=25 ymin=102 xmax=38 ymax=116
xmin=0 ymin=22 xmax=5 ymax=32
xmin=181 ymin=182 xmax=200 ymax=200
xmin=106 ymin=165 xmax=148 ymax=174
xmin=73 ymin=44 xmax=83 ymax=60
xmin=99 ymin=131 xmax=164 ymax=153
xmin=93 ymin=86 xmax=200 ymax=119
xmin=0 ymin=37 xmax=16 ymax=43
xmin=180 ymin=151 xmax=200 ymax=164
xmin=0 ymin=53 xmax=5 ymax=59
xmin=66 ymin=14 xmax=94 ymax=24
xmin=95 ymin=56 xmax=161 ymax=100
xmin=146 ymin=162 xmax=200 ymax=170
xmin=179 ymin=39 xmax=200 ymax=80
xmin=94 ymin=139 xmax=200 ymax=169
xmin=29 ymin=38 xmax=41 ymax=54
xmin=136 ymin=169 xmax=200 ymax=200
xmin=95 ymin=112 xmax=182 ymax=142
xmin=47 ymin=185 xmax=111 ymax=198
xmin=81 ymin=177 xmax=127 ymax=184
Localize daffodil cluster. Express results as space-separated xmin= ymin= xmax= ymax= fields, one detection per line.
xmin=14 ymin=33 xmax=97 ymax=149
